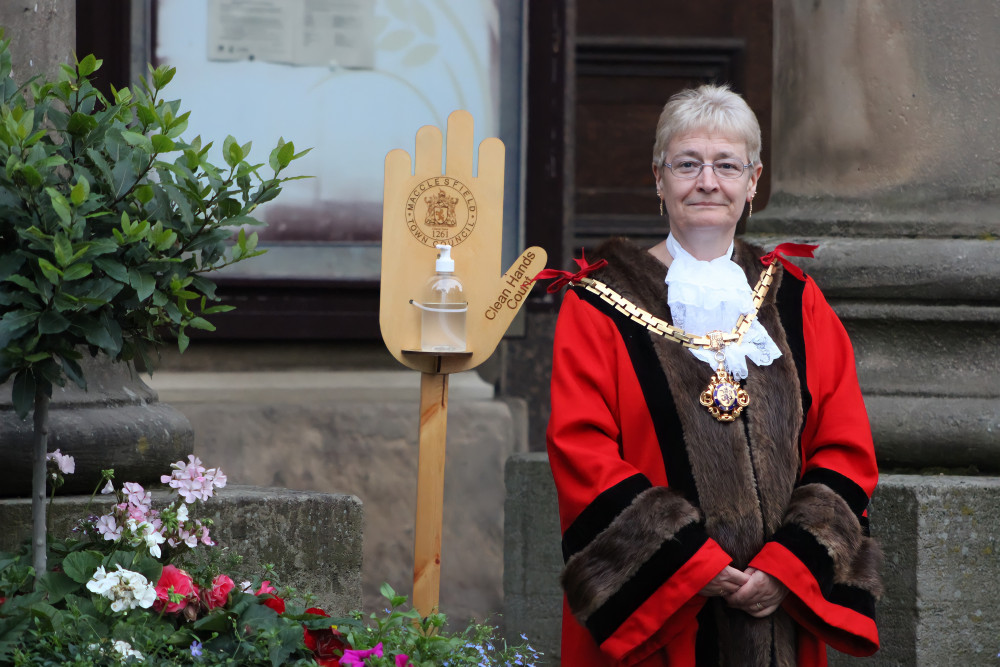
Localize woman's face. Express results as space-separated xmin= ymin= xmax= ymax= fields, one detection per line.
xmin=653 ymin=129 xmax=762 ymax=246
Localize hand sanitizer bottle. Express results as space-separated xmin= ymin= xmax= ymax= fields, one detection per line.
xmin=420 ymin=244 xmax=467 ymax=352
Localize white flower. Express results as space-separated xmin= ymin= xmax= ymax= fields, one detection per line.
xmin=45 ymin=449 xmax=75 ymax=474
xmin=239 ymin=580 xmax=253 ymax=593
xmin=112 ymin=640 xmax=145 ymax=662
xmin=86 ymin=566 xmax=112 ymax=595
xmin=176 ymin=503 xmax=189 ymax=523
xmin=139 ymin=522 xmax=165 ymax=558
xmin=101 ymin=479 xmax=115 ymax=494
xmin=86 ymin=565 xmax=156 ymax=613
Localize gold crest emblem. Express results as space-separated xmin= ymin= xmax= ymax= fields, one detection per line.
xmin=404 ymin=177 xmax=478 ymax=248
xmin=424 ymin=189 xmax=459 ymax=227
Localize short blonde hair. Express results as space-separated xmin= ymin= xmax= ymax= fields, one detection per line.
xmin=652 ymin=84 xmax=761 ymax=167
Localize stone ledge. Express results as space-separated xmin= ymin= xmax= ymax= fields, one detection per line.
xmin=742 ymin=234 xmax=1000 ymax=302
xmin=0 ymin=485 xmax=364 ymax=615
xmin=145 ymin=369 xmax=496 ymax=404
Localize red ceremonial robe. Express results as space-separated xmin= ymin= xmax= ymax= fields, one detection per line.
xmin=546 ymin=238 xmax=881 ymax=667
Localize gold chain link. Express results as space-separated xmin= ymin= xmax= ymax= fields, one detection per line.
xmin=573 ymin=262 xmax=776 ymax=350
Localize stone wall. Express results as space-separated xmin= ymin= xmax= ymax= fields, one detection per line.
xmin=503 ymin=453 xmax=1000 ymax=666
xmin=147 ymin=367 xmax=526 ymax=625
xmin=0 ymin=485 xmax=364 ymax=615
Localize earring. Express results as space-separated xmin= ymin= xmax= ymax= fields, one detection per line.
xmin=747 ymin=196 xmax=754 ymax=220
xmin=657 ymin=191 xmax=664 ymax=216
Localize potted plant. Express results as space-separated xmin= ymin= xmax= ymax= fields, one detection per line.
xmin=0 ymin=34 xmax=307 ymax=580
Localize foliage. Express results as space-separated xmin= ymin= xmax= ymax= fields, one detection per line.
xmin=319 ymin=582 xmax=545 ymax=666
xmin=0 ymin=456 xmax=544 ymax=666
xmin=0 ymin=33 xmax=309 ymax=418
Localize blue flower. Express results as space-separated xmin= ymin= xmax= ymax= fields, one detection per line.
xmin=190 ymin=640 xmax=202 ymax=657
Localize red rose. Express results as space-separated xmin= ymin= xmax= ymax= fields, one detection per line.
xmin=303 ymin=607 xmax=348 ymax=667
xmin=203 ymin=574 xmax=235 ymax=610
xmin=154 ymin=564 xmax=199 ymax=613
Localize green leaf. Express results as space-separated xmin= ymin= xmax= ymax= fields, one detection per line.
xmin=5 ymin=274 xmax=41 ymax=296
xmin=135 ymin=183 xmax=155 ymax=204
xmin=192 ymin=610 xmax=233 ymax=633
xmin=18 ymin=164 xmax=42 ymax=187
xmin=37 ymin=571 xmax=80 ymax=604
xmin=76 ymin=53 xmax=101 ymax=77
xmin=79 ymin=318 xmax=118 ymax=354
xmin=66 ymin=111 xmax=98 ymax=137
xmin=61 ymin=551 xmax=103 ymax=584
xmin=128 ymin=268 xmax=155 ymax=301
xmin=70 ymin=178 xmax=90 ymax=206
xmin=121 ymin=130 xmax=152 ymax=153
xmin=187 ymin=316 xmax=215 ymax=331
xmin=59 ymin=355 xmax=86 ymax=390
xmin=152 ymin=64 xmax=176 ymax=89
xmin=276 ymin=141 xmax=295 ymax=169
xmin=62 ymin=263 xmax=92 ymax=281
xmin=46 ymin=187 xmax=72 ymax=227
xmin=176 ymin=329 xmax=189 ymax=354
xmin=37 ymin=258 xmax=63 ymax=283
xmin=38 ymin=311 xmax=70 ymax=334
xmin=94 ymin=257 xmax=128 ymax=283
xmin=223 ymin=135 xmax=242 ymax=168
xmin=53 ymin=233 xmax=72 ymax=267
xmin=0 ymin=253 xmax=25 ymax=280
xmin=151 ymin=133 xmax=175 ymax=153
xmin=0 ymin=309 xmax=38 ymax=348
xmin=11 ymin=370 xmax=34 ymax=419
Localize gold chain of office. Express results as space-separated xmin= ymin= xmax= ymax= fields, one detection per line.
xmin=570 ymin=261 xmax=777 ymax=422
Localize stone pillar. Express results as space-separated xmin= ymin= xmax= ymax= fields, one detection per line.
xmin=751 ymin=0 xmax=1000 ymax=472
xmin=0 ymin=355 xmax=193 ymax=495
xmin=747 ymin=3 xmax=1000 ymax=663
xmin=1 ymin=1 xmax=76 ymax=81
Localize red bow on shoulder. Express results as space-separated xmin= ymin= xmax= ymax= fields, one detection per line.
xmin=760 ymin=242 xmax=818 ymax=280
xmin=529 ymin=249 xmax=608 ymax=293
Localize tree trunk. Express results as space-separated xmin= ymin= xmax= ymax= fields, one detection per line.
xmin=31 ymin=390 xmax=50 ymax=584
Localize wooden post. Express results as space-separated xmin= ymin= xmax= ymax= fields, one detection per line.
xmin=412 ymin=371 xmax=448 ymax=617
xmin=379 ymin=111 xmax=547 ymax=618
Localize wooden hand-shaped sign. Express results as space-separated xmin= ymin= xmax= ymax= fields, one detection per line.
xmin=380 ymin=111 xmax=546 ymax=375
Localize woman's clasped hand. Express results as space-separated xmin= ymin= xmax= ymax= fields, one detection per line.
xmin=700 ymin=565 xmax=789 ymax=618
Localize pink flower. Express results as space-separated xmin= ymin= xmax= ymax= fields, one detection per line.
xmin=45 ymin=449 xmax=75 ymax=474
xmin=202 ymin=574 xmax=234 ymax=610
xmin=256 ymin=580 xmax=277 ymax=596
xmin=339 ymin=643 xmax=383 ymax=667
xmin=123 ymin=482 xmax=151 ymax=509
xmin=395 ymin=655 xmax=414 ymax=667
xmin=95 ymin=515 xmax=122 ymax=541
xmin=161 ymin=455 xmax=227 ymax=503
xmin=154 ymin=565 xmax=199 ymax=613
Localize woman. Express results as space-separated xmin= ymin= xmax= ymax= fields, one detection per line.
xmin=544 ymin=85 xmax=881 ymax=666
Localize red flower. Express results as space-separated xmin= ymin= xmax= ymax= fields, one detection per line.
xmin=202 ymin=574 xmax=235 ymax=610
xmin=154 ymin=564 xmax=199 ymax=613
xmin=254 ymin=579 xmax=285 ymax=613
xmin=260 ymin=594 xmax=285 ymax=614
xmin=303 ymin=607 xmax=349 ymax=667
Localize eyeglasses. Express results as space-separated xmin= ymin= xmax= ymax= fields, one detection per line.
xmin=663 ymin=158 xmax=752 ymax=180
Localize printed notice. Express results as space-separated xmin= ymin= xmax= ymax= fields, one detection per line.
xmin=207 ymin=0 xmax=375 ymax=68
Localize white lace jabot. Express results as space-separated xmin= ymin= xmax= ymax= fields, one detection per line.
xmin=663 ymin=234 xmax=781 ymax=380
